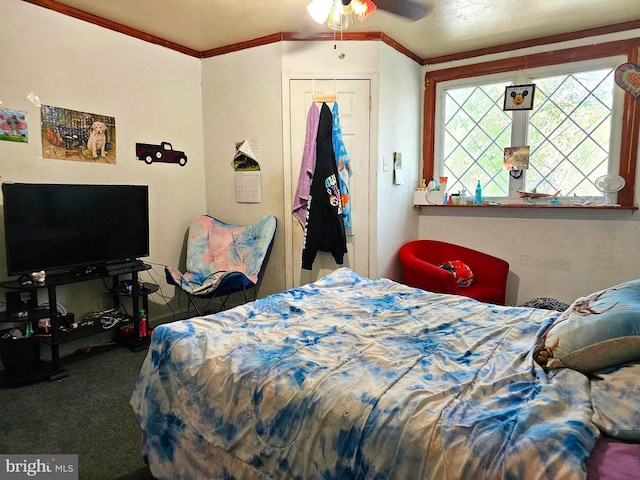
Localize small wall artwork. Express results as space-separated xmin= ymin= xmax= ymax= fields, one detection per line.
xmin=41 ymin=105 xmax=116 ymax=163
xmin=614 ymin=63 xmax=640 ymax=100
xmin=0 ymin=108 xmax=29 ymax=143
xmin=135 ymin=141 xmax=188 ymax=166
xmin=504 ymin=146 xmax=530 ymax=171
xmin=503 ymin=84 xmax=536 ymax=111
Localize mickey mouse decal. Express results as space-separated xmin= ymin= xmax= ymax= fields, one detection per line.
xmin=510 ymin=89 xmax=528 ymax=106
xmin=503 ymin=84 xmax=536 ymax=111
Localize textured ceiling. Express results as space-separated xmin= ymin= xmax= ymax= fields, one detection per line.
xmin=38 ymin=0 xmax=640 ymax=60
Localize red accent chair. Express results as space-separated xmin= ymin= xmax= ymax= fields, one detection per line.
xmin=398 ymin=240 xmax=509 ymax=305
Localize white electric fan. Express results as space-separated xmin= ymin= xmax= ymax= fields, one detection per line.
xmin=594 ymin=174 xmax=625 ymax=206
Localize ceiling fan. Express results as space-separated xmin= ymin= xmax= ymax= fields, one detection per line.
xmin=307 ymin=0 xmax=429 ymax=31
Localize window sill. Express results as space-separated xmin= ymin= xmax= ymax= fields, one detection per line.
xmin=415 ymin=203 xmax=638 ymax=219
xmin=415 ymin=203 xmax=637 ymax=211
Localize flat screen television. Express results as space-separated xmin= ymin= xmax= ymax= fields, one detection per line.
xmin=2 ymin=183 xmax=149 ymax=277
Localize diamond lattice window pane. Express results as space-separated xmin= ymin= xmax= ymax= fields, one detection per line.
xmin=442 ymin=66 xmax=615 ymax=198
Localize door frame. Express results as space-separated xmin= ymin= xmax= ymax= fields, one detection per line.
xmin=282 ymin=71 xmax=379 ymax=290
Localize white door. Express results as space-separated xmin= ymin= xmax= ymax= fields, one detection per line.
xmin=288 ymin=79 xmax=371 ymax=287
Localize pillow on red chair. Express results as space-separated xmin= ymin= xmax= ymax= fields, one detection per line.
xmin=438 ymin=260 xmax=474 ymax=287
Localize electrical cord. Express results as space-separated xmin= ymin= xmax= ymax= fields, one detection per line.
xmin=128 ymin=260 xmax=204 ymax=322
xmin=100 ymin=315 xmax=121 ymax=329
xmin=142 ymin=262 xmax=179 ymax=322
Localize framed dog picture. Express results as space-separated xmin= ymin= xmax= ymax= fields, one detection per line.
xmin=503 ymin=84 xmax=536 ymax=111
xmin=40 ymin=105 xmax=116 ymax=164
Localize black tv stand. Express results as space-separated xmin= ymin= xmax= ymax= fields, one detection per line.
xmin=100 ymin=259 xmax=145 ymax=276
xmin=0 ymin=262 xmax=156 ymax=383
xmin=72 ymin=265 xmax=102 ymax=277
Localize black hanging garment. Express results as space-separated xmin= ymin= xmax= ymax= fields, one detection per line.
xmin=301 ymin=103 xmax=348 ymax=270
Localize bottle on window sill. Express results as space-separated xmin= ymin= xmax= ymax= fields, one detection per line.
xmin=475 ymin=180 xmax=483 ymax=205
xmin=459 ymin=187 xmax=468 ymax=205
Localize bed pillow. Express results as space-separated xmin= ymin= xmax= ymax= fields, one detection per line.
xmin=533 ymin=279 xmax=640 ymax=373
xmin=591 ymin=362 xmax=640 ymax=440
xmin=438 ymin=260 xmax=474 ymax=287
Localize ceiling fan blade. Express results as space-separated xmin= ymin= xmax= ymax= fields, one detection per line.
xmin=373 ymin=0 xmax=429 ymax=21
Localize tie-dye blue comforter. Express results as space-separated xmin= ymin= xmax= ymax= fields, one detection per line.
xmin=131 ymin=268 xmax=599 ymax=479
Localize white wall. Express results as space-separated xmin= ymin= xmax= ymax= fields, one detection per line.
xmin=201 ymin=43 xmax=286 ymax=297
xmin=418 ymin=210 xmax=640 ymax=305
xmin=376 ymin=43 xmax=422 ymax=280
xmin=0 ymin=0 xmax=206 ymax=321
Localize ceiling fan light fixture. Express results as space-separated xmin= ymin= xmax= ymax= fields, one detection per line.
xmin=352 ymin=0 xmax=377 ymax=23
xmin=328 ymin=12 xmax=351 ymax=30
xmin=328 ymin=1 xmax=352 ymax=30
xmin=307 ymin=0 xmax=333 ymax=24
xmin=340 ymin=0 xmax=355 ymax=15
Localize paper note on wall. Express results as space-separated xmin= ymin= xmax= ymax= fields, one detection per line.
xmin=233 ymin=139 xmax=261 ymax=203
xmin=234 ymin=171 xmax=261 ymax=203
xmin=393 ymin=152 xmax=404 ymax=185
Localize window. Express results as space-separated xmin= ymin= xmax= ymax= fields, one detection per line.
xmin=436 ymin=57 xmax=625 ymax=199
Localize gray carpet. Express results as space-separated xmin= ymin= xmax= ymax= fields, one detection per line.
xmin=0 ymin=345 xmax=156 ymax=480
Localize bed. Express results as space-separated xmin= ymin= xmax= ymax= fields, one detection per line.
xmin=130 ymin=268 xmax=640 ymax=479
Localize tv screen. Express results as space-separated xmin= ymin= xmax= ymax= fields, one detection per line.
xmin=2 ymin=183 xmax=149 ymax=276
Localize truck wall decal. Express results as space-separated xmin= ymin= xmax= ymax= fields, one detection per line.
xmin=136 ymin=141 xmax=187 ymax=166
